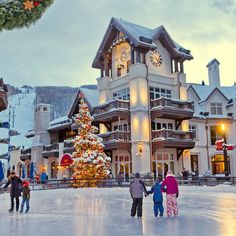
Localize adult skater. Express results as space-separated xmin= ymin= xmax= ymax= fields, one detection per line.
xmin=161 ymin=170 xmax=179 ymax=217
xmin=3 ymin=170 xmax=23 ymax=213
xmin=129 ymin=172 xmax=148 ymax=218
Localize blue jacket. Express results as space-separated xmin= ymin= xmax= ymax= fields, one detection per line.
xmin=148 ymin=182 xmax=163 ymax=203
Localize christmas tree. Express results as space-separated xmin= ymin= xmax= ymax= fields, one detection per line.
xmin=71 ymin=99 xmax=111 ymax=188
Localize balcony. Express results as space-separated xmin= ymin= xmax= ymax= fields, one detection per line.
xmin=20 ymin=148 xmax=31 ymax=161
xmin=152 ymin=129 xmax=195 ymax=150
xmin=42 ymin=144 xmax=59 ymax=158
xmin=93 ymin=100 xmax=130 ymax=124
xmin=151 ymin=97 xmax=193 ymax=120
xmin=99 ymin=131 xmax=131 ymax=151
xmin=0 ymin=79 xmax=8 ymax=112
xmin=63 ymin=140 xmax=75 ymax=154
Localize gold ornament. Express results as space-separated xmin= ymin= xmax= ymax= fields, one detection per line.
xmin=23 ymin=1 xmax=34 ymax=10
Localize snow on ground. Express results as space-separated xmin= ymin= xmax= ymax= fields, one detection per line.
xmin=0 ymin=88 xmax=35 ymax=154
xmin=0 ymin=186 xmax=236 ymax=236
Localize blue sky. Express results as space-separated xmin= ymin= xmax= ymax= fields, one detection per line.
xmin=0 ymin=0 xmax=236 ymax=87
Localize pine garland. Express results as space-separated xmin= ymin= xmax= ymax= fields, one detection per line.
xmin=0 ymin=0 xmax=54 ymax=31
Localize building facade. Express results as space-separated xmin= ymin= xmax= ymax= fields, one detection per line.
xmin=92 ymin=18 xmax=195 ymax=178
xmin=188 ymin=59 xmax=236 ymax=176
xmin=10 ymin=87 xmax=99 ymax=180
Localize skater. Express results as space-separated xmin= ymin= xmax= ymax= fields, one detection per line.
xmin=162 ymin=170 xmax=179 ymax=217
xmin=3 ymin=170 xmax=22 ymax=213
xmin=117 ymin=171 xmax=124 ymax=187
xmin=147 ymin=177 xmax=164 ymax=217
xmin=20 ymin=180 xmax=30 ymax=213
xmin=129 ymin=172 xmax=148 ymax=218
xmin=182 ymin=168 xmax=189 ymax=184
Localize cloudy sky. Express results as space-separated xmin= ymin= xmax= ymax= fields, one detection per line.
xmin=0 ymin=0 xmax=236 ymax=87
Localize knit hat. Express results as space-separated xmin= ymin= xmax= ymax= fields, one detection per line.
xmin=135 ymin=172 xmax=140 ymax=178
xmin=23 ymin=181 xmax=29 ymax=187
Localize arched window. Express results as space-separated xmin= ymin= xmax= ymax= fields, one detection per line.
xmin=211 ymin=154 xmax=230 ymax=175
xmin=50 ymin=161 xmax=58 ymax=179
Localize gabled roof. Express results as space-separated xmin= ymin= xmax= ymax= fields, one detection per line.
xmin=206 ymin=58 xmax=220 ymax=67
xmin=187 ymin=83 xmax=236 ymax=104
xmin=68 ymin=87 xmax=99 ymax=118
xmin=92 ymin=17 xmax=193 ymax=69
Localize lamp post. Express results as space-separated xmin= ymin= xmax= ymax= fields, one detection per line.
xmin=200 ymin=112 xmax=210 ymax=169
xmin=221 ymin=124 xmax=228 ymax=176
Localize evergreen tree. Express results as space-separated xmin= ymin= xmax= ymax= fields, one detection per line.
xmin=72 ymin=99 xmax=111 ymax=187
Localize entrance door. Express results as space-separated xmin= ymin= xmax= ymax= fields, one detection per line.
xmin=211 ymin=154 xmax=230 ymax=174
xmin=152 ymin=153 xmax=174 ymax=178
xmin=114 ymin=154 xmax=131 ymax=179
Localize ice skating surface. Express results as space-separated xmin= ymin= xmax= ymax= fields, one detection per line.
xmin=0 ymin=186 xmax=236 ymax=236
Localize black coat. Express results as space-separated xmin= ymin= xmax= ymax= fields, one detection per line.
xmin=4 ymin=177 xmax=22 ymax=198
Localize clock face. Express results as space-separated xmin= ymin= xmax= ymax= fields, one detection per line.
xmin=120 ymin=50 xmax=128 ymax=62
xmin=150 ymin=51 xmax=162 ymax=67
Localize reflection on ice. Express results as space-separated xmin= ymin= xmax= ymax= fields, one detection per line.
xmin=0 ymin=187 xmax=236 ymax=236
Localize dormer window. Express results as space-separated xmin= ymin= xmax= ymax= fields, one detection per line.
xmin=210 ymin=103 xmax=222 ymax=115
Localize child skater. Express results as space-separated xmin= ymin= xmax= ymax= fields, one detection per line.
xmin=148 ymin=177 xmax=164 ymax=217
xmin=20 ymin=180 xmax=30 ymax=213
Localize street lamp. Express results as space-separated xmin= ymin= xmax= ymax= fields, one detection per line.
xmin=221 ymin=124 xmax=228 ymax=176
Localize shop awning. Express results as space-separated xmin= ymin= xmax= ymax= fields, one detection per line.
xmin=60 ymin=154 xmax=74 ymax=167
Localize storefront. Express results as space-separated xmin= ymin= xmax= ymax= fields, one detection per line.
xmin=60 ymin=153 xmax=73 ymax=178
xmin=211 ymin=154 xmax=230 ymax=175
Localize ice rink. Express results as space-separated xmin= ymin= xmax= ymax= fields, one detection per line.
xmin=0 ymin=186 xmax=236 ymax=236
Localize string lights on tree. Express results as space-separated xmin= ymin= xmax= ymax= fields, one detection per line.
xmin=71 ymin=99 xmax=111 ymax=188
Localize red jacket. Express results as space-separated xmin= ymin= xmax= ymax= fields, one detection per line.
xmin=162 ymin=175 xmax=179 ymax=195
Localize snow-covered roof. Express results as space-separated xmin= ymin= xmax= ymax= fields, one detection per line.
xmin=188 ymin=83 xmax=236 ymax=103
xmin=80 ymin=87 xmax=99 ymax=108
xmin=50 ymin=116 xmax=71 ymax=126
xmin=93 ymin=17 xmax=193 ymax=68
xmin=206 ymin=58 xmax=220 ymax=67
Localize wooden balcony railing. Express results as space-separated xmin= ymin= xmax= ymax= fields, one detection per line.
xmin=152 ymin=129 xmax=194 ymax=141
xmin=151 ymin=97 xmax=193 ymax=110
xmin=93 ymin=100 xmax=130 ymax=116
xmin=99 ymin=131 xmax=131 ymax=142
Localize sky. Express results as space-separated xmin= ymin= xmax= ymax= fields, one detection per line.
xmin=0 ymin=0 xmax=236 ymax=88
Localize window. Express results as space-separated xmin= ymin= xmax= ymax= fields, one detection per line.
xmin=210 ymin=126 xmax=224 ymax=145
xmin=113 ymin=123 xmax=129 ymax=132
xmin=149 ymin=87 xmax=171 ymax=100
xmin=189 ymin=125 xmax=197 ymax=139
xmin=210 ymin=103 xmax=222 ymax=115
xmin=117 ymin=68 xmax=122 ymax=77
xmin=113 ymin=88 xmax=130 ymax=101
xmin=152 ymin=121 xmax=174 ymax=130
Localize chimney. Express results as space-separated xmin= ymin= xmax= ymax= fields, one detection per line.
xmin=206 ymin=59 xmax=220 ymax=87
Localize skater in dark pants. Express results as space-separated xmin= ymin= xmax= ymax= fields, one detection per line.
xmin=147 ymin=178 xmax=164 ymax=217
xmin=3 ymin=170 xmax=22 ymax=213
xmin=20 ymin=180 xmax=30 ymax=213
xmin=129 ymin=172 xmax=148 ymax=218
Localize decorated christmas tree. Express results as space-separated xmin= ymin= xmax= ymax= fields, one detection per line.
xmin=71 ymin=99 xmax=111 ymax=188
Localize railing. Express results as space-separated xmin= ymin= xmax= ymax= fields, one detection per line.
xmin=151 ymin=97 xmax=193 ymax=110
xmin=1 ymin=176 xmax=234 ymax=192
xmin=152 ymin=129 xmax=194 ymax=140
xmin=63 ymin=140 xmax=75 ymax=153
xmin=93 ymin=100 xmax=130 ymax=115
xmin=44 ymin=143 xmax=59 ymax=152
xmin=21 ymin=148 xmax=31 ymax=155
xmin=99 ymin=131 xmax=131 ymax=143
